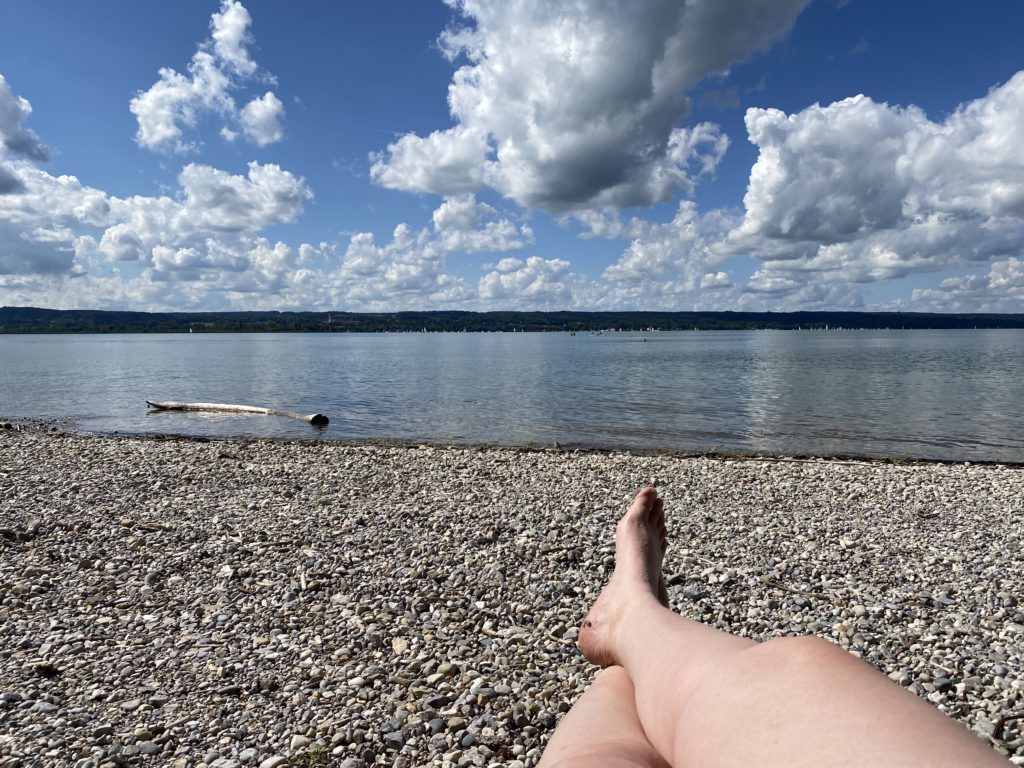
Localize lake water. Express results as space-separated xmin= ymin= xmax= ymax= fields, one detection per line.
xmin=1 ymin=330 xmax=1022 ymax=462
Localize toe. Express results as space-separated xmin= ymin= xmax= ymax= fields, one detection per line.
xmin=626 ymin=487 xmax=657 ymax=520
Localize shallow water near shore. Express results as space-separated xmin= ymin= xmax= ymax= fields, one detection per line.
xmin=1 ymin=329 xmax=1022 ymax=462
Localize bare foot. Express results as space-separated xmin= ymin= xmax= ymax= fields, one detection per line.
xmin=579 ymin=487 xmax=669 ymax=667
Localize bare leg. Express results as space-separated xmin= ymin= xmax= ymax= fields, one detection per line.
xmin=538 ymin=665 xmax=671 ymax=768
xmin=579 ymin=487 xmax=1009 ymax=768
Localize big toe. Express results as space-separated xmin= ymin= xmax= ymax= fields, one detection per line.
xmin=627 ymin=487 xmax=658 ymax=518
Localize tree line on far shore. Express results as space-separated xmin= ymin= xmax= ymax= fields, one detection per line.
xmin=2 ymin=306 xmax=1023 ymax=333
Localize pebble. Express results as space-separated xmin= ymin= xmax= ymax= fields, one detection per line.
xmin=0 ymin=426 xmax=1020 ymax=765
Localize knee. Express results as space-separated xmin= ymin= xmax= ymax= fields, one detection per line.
xmin=591 ymin=664 xmax=632 ymax=692
xmin=743 ymin=635 xmax=856 ymax=677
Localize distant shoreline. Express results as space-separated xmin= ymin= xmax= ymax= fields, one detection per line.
xmin=2 ymin=306 xmax=1024 ymax=333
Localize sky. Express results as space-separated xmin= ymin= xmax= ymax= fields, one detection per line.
xmin=0 ymin=0 xmax=1022 ymax=314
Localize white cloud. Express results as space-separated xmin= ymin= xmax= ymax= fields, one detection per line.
xmin=0 ymin=75 xmax=49 ymax=162
xmin=700 ymin=271 xmax=732 ymax=289
xmin=0 ymin=218 xmax=77 ymax=274
xmin=725 ymin=70 xmax=1024 ymax=304
xmin=331 ymin=224 xmax=473 ymax=309
xmin=210 ymin=0 xmax=258 ymax=77
xmin=0 ymin=165 xmax=111 ymax=274
xmin=324 ymin=196 xmax=533 ymax=309
xmin=2 ymin=106 xmax=547 ymax=310
xmin=174 ymin=161 xmax=310 ymax=231
xmin=129 ymin=53 xmax=234 ymax=153
xmin=902 ymin=74 xmax=1024 ymax=219
xmin=738 ymin=270 xmax=865 ymax=310
xmin=587 ymin=202 xmax=741 ymax=309
xmin=371 ymin=0 xmax=809 ymax=211
xmin=0 ymin=150 xmax=312 ymax=295
xmin=93 ymin=161 xmax=312 ymax=282
xmin=240 ymin=92 xmax=284 ymax=146
xmin=129 ymin=1 xmax=283 ymax=152
xmin=431 ymin=194 xmax=533 ymax=253
xmin=909 ymin=258 xmax=1024 ymax=313
xmin=98 ymin=224 xmax=147 ymax=262
xmin=371 ymin=126 xmax=490 ymax=196
xmin=735 ymin=95 xmax=914 ymax=245
xmin=478 ymin=256 xmax=575 ymax=306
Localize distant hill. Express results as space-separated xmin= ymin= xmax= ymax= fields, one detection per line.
xmin=1 ymin=306 xmax=1023 ymax=333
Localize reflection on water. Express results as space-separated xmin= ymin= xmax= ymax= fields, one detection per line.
xmin=1 ymin=330 xmax=1021 ymax=461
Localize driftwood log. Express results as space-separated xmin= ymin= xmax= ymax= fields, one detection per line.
xmin=146 ymin=400 xmax=329 ymax=426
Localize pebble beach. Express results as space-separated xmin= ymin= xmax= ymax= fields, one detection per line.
xmin=1 ymin=423 xmax=1022 ymax=767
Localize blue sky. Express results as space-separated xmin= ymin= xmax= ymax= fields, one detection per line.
xmin=1 ymin=0 xmax=1022 ymax=312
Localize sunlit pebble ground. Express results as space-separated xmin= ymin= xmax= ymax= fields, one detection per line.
xmin=0 ymin=422 xmax=1022 ymax=768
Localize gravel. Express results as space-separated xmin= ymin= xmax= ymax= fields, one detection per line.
xmin=1 ymin=425 xmax=1022 ymax=766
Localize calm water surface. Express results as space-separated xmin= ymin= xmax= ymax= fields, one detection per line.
xmin=1 ymin=330 xmax=1022 ymax=462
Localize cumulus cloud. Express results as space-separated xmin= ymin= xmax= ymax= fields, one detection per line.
xmin=726 ymin=70 xmax=1024 ymax=304
xmin=371 ymin=0 xmax=808 ymax=211
xmin=0 ymin=70 xmax=322 ymax=308
xmin=738 ymin=269 xmax=864 ymax=310
xmin=431 ymin=194 xmax=533 ymax=252
xmin=129 ymin=1 xmax=284 ymax=152
xmin=332 ymin=224 xmax=472 ymax=309
xmin=371 ymin=126 xmax=490 ymax=197
xmin=240 ymin=92 xmax=284 ymax=146
xmin=0 ymin=218 xmax=77 ymax=274
xmin=0 ymin=87 xmax=541 ymax=311
xmin=903 ymin=74 xmax=1024 ymax=219
xmin=0 ymin=166 xmax=111 ymax=269
xmin=0 ymin=75 xmax=50 ymax=161
xmin=174 ymin=161 xmax=310 ymax=231
xmin=210 ymin=0 xmax=258 ymax=77
xmin=323 ymin=196 xmax=534 ymax=309
xmin=478 ymin=256 xmax=575 ymax=306
xmin=90 ymin=162 xmax=312 ymax=283
xmin=736 ymin=95 xmax=913 ymax=245
xmin=582 ymin=202 xmax=740 ymax=309
xmin=0 ymin=152 xmax=311 ymax=292
xmin=909 ymin=258 xmax=1024 ymax=313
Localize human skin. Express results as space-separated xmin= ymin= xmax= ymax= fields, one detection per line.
xmin=540 ymin=487 xmax=1009 ymax=768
